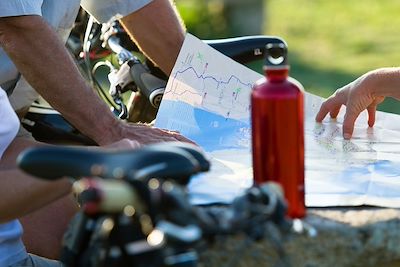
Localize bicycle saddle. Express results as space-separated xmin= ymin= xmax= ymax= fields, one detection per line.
xmin=17 ymin=143 xmax=209 ymax=182
xmin=149 ymin=141 xmax=210 ymax=171
xmin=205 ymin=35 xmax=287 ymax=64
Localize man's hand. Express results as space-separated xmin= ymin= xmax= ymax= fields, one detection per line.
xmin=315 ymin=70 xmax=389 ymax=139
xmin=96 ymin=122 xmax=195 ymax=146
xmin=102 ymin=138 xmax=142 ymax=150
xmin=120 ymin=123 xmax=195 ymax=145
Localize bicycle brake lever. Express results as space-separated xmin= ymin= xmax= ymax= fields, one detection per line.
xmin=108 ymin=60 xmax=137 ymax=96
xmin=111 ymin=96 xmax=128 ymax=119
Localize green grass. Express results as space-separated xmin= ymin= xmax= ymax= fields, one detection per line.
xmin=266 ymin=0 xmax=400 ymax=114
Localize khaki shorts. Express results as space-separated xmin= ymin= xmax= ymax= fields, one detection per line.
xmin=9 ymin=254 xmax=63 ymax=267
xmin=81 ymin=0 xmax=152 ymax=23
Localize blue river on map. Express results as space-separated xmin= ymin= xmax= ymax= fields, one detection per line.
xmin=156 ymin=100 xmax=251 ymax=152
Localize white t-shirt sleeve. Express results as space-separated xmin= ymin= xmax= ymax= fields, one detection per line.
xmin=80 ymin=0 xmax=153 ymax=23
xmin=0 ymin=0 xmax=43 ymax=17
xmin=0 ymin=89 xmax=19 ymax=158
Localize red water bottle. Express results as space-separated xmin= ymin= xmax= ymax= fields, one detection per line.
xmin=251 ymin=43 xmax=305 ymax=218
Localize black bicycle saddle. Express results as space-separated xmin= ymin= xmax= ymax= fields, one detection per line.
xmin=205 ymin=35 xmax=287 ymax=64
xmin=17 ymin=142 xmax=209 ymax=182
xmin=148 ymin=141 xmax=210 ymax=172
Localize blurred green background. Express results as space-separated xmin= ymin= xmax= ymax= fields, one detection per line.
xmin=176 ymin=0 xmax=400 ymax=114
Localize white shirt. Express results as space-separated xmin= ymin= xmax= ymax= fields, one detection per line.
xmin=0 ymin=89 xmax=24 ymax=267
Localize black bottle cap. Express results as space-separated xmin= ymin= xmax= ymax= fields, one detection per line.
xmin=264 ymin=43 xmax=288 ymax=67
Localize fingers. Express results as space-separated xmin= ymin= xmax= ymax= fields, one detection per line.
xmin=316 ymin=87 xmax=350 ymax=122
xmin=158 ymin=129 xmax=197 ymax=145
xmin=329 ymin=106 xmax=341 ymax=119
xmin=366 ymin=96 xmax=384 ymax=127
xmin=342 ymin=109 xmax=360 ymax=139
xmin=104 ymin=138 xmax=142 ymax=150
xmin=149 ymin=127 xmax=196 ymax=145
xmin=315 ymin=94 xmax=359 ymax=139
xmin=123 ymin=123 xmax=196 ymax=145
xmin=342 ymin=92 xmax=373 ymax=139
xmin=171 ymin=134 xmax=197 ymax=145
xmin=367 ymin=105 xmax=377 ymax=127
xmin=125 ymin=139 xmax=141 ymax=149
xmin=315 ymin=96 xmax=344 ymax=122
xmin=315 ymin=101 xmax=331 ymax=122
xmin=342 ymin=92 xmax=386 ymax=138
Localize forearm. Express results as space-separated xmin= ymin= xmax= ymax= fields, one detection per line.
xmin=120 ymin=0 xmax=186 ymax=75
xmin=0 ymin=137 xmax=72 ymax=222
xmin=0 ymin=15 xmax=122 ymax=145
xmin=0 ymin=169 xmax=71 ymax=223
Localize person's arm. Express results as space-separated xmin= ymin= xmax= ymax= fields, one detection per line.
xmin=0 ymin=168 xmax=71 ymax=223
xmin=0 ymin=15 xmax=122 ymax=145
xmin=0 ymin=137 xmax=72 ymax=223
xmin=0 ymin=135 xmax=144 ymax=222
xmin=315 ymin=67 xmax=400 ymax=139
xmin=0 ymin=137 xmax=141 ymax=259
xmin=120 ymin=0 xmax=186 ymax=75
xmin=0 ymin=15 xmax=192 ymax=145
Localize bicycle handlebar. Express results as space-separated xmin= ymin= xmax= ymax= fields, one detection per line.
xmin=206 ymin=35 xmax=287 ymax=64
xmin=107 ymin=36 xmax=134 ymax=63
xmin=106 ymin=36 xmax=166 ymax=109
xmin=127 ymin=60 xmax=166 ymax=108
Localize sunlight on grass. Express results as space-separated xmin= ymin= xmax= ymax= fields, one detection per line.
xmin=266 ymin=0 xmax=400 ymax=113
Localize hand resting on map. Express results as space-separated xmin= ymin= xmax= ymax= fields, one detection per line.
xmin=315 ymin=67 xmax=400 ymax=139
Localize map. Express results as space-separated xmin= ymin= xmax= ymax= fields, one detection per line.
xmin=156 ymin=33 xmax=400 ymax=207
xmin=305 ymin=94 xmax=400 ymax=207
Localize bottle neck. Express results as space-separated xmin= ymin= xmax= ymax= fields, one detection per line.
xmin=264 ymin=66 xmax=289 ymax=82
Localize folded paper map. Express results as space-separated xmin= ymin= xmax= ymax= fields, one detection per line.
xmin=156 ymin=33 xmax=400 ymax=208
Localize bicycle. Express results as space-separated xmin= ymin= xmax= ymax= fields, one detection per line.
xmin=21 ymin=10 xmax=287 ymax=145
xmin=17 ymin=141 xmax=298 ymax=267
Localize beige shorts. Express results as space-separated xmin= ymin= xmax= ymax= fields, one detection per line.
xmin=81 ymin=0 xmax=152 ymax=23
